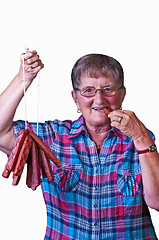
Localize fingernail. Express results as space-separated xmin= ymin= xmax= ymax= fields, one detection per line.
xmin=27 ymin=52 xmax=32 ymax=57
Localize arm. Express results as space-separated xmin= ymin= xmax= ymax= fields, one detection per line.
xmin=0 ymin=50 xmax=44 ymax=155
xmin=109 ymin=110 xmax=159 ymax=211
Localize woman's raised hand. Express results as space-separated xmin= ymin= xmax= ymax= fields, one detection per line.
xmin=18 ymin=50 xmax=44 ymax=83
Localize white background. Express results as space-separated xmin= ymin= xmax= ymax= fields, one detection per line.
xmin=0 ymin=0 xmax=159 ymax=239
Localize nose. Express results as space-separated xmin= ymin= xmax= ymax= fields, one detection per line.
xmin=94 ymin=89 xmax=106 ymax=104
xmin=95 ymin=89 xmax=104 ymax=95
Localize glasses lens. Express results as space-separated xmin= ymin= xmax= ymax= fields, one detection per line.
xmin=102 ymin=87 xmax=116 ymax=96
xmin=81 ymin=87 xmax=95 ymax=97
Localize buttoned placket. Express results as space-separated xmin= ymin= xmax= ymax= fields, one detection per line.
xmin=92 ymin=145 xmax=102 ymax=240
xmin=94 ymin=134 xmax=112 ymax=240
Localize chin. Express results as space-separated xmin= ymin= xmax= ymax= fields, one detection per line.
xmin=91 ymin=116 xmax=109 ymax=126
xmin=94 ymin=112 xmax=107 ymax=120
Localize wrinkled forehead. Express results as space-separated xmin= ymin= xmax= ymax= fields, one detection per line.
xmin=81 ymin=68 xmax=117 ymax=82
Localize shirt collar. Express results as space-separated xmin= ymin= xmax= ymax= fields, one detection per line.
xmin=69 ymin=115 xmax=87 ymax=138
xmin=69 ymin=115 xmax=128 ymax=141
xmin=110 ymin=128 xmax=128 ymax=141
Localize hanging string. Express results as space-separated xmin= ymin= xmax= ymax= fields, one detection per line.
xmin=37 ymin=72 xmax=40 ymax=135
xmin=22 ymin=46 xmax=40 ymax=135
xmin=22 ymin=50 xmax=28 ymax=130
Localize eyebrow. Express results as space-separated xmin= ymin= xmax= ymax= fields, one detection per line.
xmin=81 ymin=84 xmax=114 ymax=89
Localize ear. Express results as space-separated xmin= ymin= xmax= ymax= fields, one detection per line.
xmin=121 ymin=86 xmax=126 ymax=103
xmin=71 ymin=90 xmax=80 ymax=109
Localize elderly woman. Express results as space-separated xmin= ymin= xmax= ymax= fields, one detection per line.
xmin=0 ymin=51 xmax=159 ymax=240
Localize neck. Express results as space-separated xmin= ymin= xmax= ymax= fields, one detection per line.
xmin=85 ymin=123 xmax=111 ymax=147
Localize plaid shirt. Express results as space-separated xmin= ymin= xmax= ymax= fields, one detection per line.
xmin=13 ymin=116 xmax=157 ymax=240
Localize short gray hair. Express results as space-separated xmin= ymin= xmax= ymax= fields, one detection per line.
xmin=71 ymin=53 xmax=124 ymax=89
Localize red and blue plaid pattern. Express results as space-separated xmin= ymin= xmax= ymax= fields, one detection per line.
xmin=13 ymin=116 xmax=157 ymax=240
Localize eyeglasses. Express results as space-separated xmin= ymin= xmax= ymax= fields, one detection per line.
xmin=74 ymin=86 xmax=123 ymax=97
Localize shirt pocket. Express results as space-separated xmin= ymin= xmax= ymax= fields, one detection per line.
xmin=116 ymin=167 xmax=143 ymax=197
xmin=54 ymin=163 xmax=81 ymax=192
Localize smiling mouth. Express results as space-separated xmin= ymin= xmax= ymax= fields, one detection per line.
xmin=92 ymin=107 xmax=105 ymax=112
xmin=92 ymin=107 xmax=112 ymax=114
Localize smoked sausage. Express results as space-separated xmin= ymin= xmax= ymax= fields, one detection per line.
xmin=2 ymin=129 xmax=29 ymax=178
xmin=12 ymin=175 xmax=21 ymax=186
xmin=29 ymin=131 xmax=62 ymax=168
xmin=13 ymin=135 xmax=33 ymax=178
xmin=30 ymin=140 xmax=41 ymax=190
xmin=103 ymin=107 xmax=113 ymax=115
xmin=39 ymin=148 xmax=54 ymax=182
xmin=26 ymin=151 xmax=33 ymax=188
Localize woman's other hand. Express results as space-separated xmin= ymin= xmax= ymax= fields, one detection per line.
xmin=108 ymin=110 xmax=151 ymax=143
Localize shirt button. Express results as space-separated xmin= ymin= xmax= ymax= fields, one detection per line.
xmin=96 ymin=169 xmax=99 ymax=173
xmin=94 ymin=204 xmax=97 ymax=208
xmin=94 ymin=185 xmax=98 ymax=190
xmin=93 ymin=223 xmax=98 ymax=226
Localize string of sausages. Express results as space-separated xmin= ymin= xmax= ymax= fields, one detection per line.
xmin=2 ymin=47 xmax=62 ymax=190
xmin=2 ymin=129 xmax=62 ymax=190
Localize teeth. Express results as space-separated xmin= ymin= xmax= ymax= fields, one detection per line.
xmin=93 ymin=108 xmax=103 ymax=110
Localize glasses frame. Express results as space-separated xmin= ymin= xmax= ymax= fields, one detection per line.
xmin=74 ymin=86 xmax=123 ymax=97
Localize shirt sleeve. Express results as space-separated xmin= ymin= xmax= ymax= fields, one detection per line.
xmin=147 ymin=129 xmax=155 ymax=142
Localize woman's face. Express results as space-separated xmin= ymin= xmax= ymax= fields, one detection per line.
xmin=72 ymin=70 xmax=126 ymax=130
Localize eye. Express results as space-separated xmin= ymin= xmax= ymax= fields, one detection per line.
xmin=103 ymin=87 xmax=112 ymax=92
xmin=83 ymin=87 xmax=94 ymax=93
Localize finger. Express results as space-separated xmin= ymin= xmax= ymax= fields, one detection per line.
xmin=23 ymin=56 xmax=44 ymax=73
xmin=108 ymin=109 xmax=122 ymax=117
xmin=24 ymin=64 xmax=44 ymax=75
xmin=109 ymin=114 xmax=124 ymax=124
xmin=20 ymin=51 xmax=33 ymax=62
xmin=28 ymin=59 xmax=43 ymax=69
xmin=31 ymin=50 xmax=37 ymax=54
xmin=109 ymin=114 xmax=121 ymax=122
xmin=32 ymin=61 xmax=44 ymax=72
xmin=108 ymin=109 xmax=129 ymax=121
xmin=25 ymin=54 xmax=40 ymax=65
xmin=20 ymin=50 xmax=39 ymax=63
xmin=110 ymin=114 xmax=125 ymax=126
xmin=110 ymin=121 xmax=124 ymax=130
xmin=31 ymin=64 xmax=44 ymax=76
